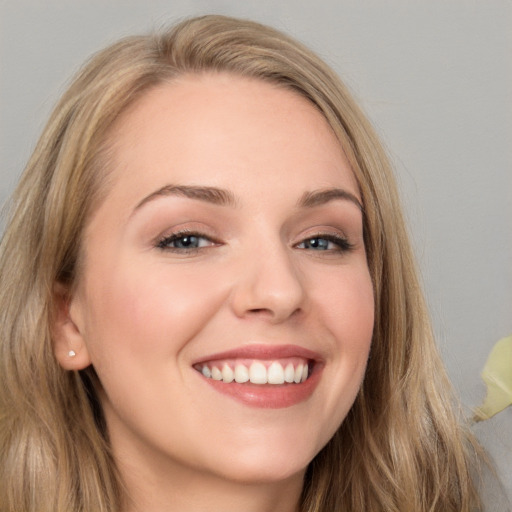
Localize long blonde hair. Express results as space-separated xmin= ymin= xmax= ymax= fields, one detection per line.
xmin=0 ymin=15 xmax=480 ymax=511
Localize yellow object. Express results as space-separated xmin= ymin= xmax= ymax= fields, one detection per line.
xmin=474 ymin=335 xmax=512 ymax=422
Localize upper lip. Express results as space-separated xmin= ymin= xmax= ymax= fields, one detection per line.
xmin=192 ymin=344 xmax=323 ymax=365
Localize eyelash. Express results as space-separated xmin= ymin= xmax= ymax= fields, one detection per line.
xmin=156 ymin=230 xmax=217 ymax=253
xmin=156 ymin=230 xmax=354 ymax=254
xmin=296 ymin=233 xmax=354 ymax=253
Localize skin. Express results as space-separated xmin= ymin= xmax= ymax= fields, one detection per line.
xmin=54 ymin=73 xmax=374 ymax=512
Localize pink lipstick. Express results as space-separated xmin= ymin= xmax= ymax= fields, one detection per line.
xmin=193 ymin=344 xmax=323 ymax=408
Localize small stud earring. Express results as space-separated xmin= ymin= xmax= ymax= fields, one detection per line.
xmin=68 ymin=350 xmax=76 ymax=357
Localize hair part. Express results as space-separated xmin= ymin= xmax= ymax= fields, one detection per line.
xmin=0 ymin=15 xmax=481 ymax=511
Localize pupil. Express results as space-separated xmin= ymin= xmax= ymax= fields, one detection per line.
xmin=178 ymin=236 xmax=197 ymax=248
xmin=309 ymin=238 xmax=328 ymax=250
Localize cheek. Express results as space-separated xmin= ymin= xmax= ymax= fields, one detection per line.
xmin=277 ymin=265 xmax=374 ymax=457
xmin=313 ymin=264 xmax=374 ymax=347
xmin=311 ymin=264 xmax=374 ymax=404
xmin=80 ymin=260 xmax=229 ymax=367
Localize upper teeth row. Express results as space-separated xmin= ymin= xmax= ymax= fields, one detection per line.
xmin=200 ymin=361 xmax=309 ymax=385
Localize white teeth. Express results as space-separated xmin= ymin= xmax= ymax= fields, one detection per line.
xmin=221 ymin=363 xmax=234 ymax=383
xmin=267 ymin=361 xmax=285 ymax=384
xmin=234 ymin=364 xmax=249 ymax=383
xmin=211 ymin=366 xmax=223 ymax=381
xmin=284 ymin=363 xmax=295 ymax=383
xmin=200 ymin=360 xmax=311 ymax=384
xmin=294 ymin=363 xmax=303 ymax=383
xmin=249 ymin=362 xmax=267 ymax=384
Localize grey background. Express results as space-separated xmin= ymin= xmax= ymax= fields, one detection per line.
xmin=1 ymin=0 xmax=511 ymax=501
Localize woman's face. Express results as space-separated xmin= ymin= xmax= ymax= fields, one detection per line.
xmin=61 ymin=74 xmax=374 ymax=485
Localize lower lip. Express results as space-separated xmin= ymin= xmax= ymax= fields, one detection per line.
xmin=198 ymin=365 xmax=322 ymax=409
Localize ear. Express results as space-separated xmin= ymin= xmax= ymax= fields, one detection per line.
xmin=52 ymin=282 xmax=92 ymax=370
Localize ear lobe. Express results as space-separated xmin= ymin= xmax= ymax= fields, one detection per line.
xmin=52 ymin=282 xmax=92 ymax=370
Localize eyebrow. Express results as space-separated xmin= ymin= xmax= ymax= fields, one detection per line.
xmin=134 ymin=184 xmax=362 ymax=212
xmin=134 ymin=184 xmax=238 ymax=211
xmin=297 ymin=188 xmax=363 ymax=211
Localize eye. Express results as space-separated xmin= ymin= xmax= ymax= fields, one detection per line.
xmin=296 ymin=234 xmax=353 ymax=252
xmin=157 ymin=231 xmax=216 ymax=252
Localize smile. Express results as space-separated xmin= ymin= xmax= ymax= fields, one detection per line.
xmin=193 ymin=345 xmax=323 ymax=408
xmin=195 ymin=357 xmax=310 ymax=384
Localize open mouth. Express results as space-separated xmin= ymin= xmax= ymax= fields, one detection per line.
xmin=192 ymin=346 xmax=322 ymax=408
xmin=193 ymin=357 xmax=313 ymax=385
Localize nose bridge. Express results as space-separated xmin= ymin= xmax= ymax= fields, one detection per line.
xmin=230 ymin=231 xmax=306 ymax=322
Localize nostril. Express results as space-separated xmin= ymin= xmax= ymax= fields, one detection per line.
xmin=248 ymin=308 xmax=271 ymax=314
xmin=246 ymin=306 xmax=303 ymax=323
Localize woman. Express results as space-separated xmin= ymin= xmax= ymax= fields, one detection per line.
xmin=0 ymin=15 xmax=481 ymax=512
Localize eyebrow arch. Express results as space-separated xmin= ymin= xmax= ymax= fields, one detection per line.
xmin=134 ymin=184 xmax=237 ymax=211
xmin=298 ymin=188 xmax=363 ymax=211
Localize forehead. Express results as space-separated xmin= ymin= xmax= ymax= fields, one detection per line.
xmin=102 ymin=72 xmax=359 ymax=205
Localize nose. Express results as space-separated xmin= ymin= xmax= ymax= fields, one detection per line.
xmin=229 ymin=240 xmax=306 ymax=323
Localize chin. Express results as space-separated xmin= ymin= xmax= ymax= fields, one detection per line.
xmin=197 ymin=430 xmax=321 ymax=485
xmin=212 ymin=454 xmax=311 ymax=485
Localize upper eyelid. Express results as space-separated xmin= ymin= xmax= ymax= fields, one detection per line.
xmin=152 ymin=219 xmax=357 ymax=248
xmin=156 ymin=227 xmax=216 ymax=242
xmin=158 ymin=230 xmax=215 ymax=241
xmin=294 ymin=228 xmax=350 ymax=243
xmin=156 ymin=227 xmax=350 ymax=241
